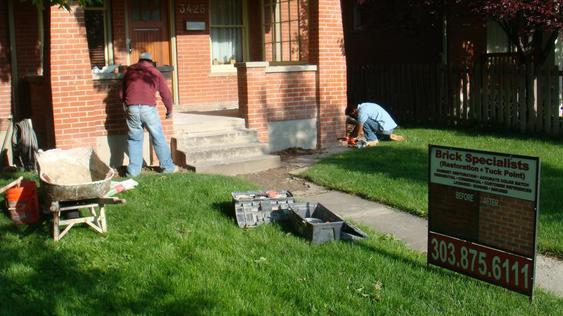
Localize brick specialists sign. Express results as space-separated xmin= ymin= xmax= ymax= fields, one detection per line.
xmin=428 ymin=145 xmax=540 ymax=297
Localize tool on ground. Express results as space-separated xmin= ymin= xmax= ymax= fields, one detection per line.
xmin=106 ymin=179 xmax=139 ymax=197
xmin=231 ymin=191 xmax=368 ymax=243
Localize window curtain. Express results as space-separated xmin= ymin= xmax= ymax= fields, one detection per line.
xmin=211 ymin=0 xmax=243 ymax=64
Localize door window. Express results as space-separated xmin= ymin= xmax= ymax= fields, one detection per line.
xmin=131 ymin=0 xmax=161 ymax=22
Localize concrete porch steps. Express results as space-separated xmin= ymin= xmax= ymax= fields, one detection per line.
xmin=187 ymin=155 xmax=281 ymax=176
xmin=176 ymin=129 xmax=258 ymax=148
xmin=172 ymin=113 xmax=280 ymax=175
xmin=173 ymin=113 xmax=246 ymax=134
xmin=182 ymin=143 xmax=268 ymax=164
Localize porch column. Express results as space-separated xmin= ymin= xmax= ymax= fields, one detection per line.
xmin=48 ymin=5 xmax=96 ymax=148
xmin=236 ymin=62 xmax=269 ymax=143
xmin=309 ymin=0 xmax=347 ymax=147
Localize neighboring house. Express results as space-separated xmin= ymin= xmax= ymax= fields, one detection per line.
xmin=342 ymin=1 xmax=562 ymax=134
xmin=0 ymin=0 xmax=347 ymax=168
xmin=342 ymin=1 xmax=561 ymax=69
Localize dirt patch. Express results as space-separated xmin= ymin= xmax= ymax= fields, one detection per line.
xmin=237 ymin=147 xmax=343 ymax=194
xmin=275 ymin=147 xmax=323 ymax=161
xmin=237 ymin=165 xmax=312 ymax=193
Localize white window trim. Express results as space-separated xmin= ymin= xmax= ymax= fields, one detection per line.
xmin=209 ymin=0 xmax=249 ymax=68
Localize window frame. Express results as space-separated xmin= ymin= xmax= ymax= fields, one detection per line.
xmin=209 ymin=0 xmax=249 ymax=71
xmin=84 ymin=0 xmax=114 ymax=68
xmin=262 ymin=0 xmax=308 ymax=65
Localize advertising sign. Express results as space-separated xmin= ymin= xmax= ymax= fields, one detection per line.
xmin=428 ymin=145 xmax=540 ymax=297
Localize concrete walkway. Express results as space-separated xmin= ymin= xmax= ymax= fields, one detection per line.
xmin=286 ymin=148 xmax=563 ymax=298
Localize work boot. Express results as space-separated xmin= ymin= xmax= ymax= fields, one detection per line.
xmin=366 ymin=140 xmax=379 ymax=147
xmin=163 ymin=165 xmax=180 ymax=174
xmin=390 ymin=134 xmax=405 ymax=141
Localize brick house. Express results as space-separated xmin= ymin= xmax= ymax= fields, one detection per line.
xmin=0 ymin=0 xmax=347 ymax=170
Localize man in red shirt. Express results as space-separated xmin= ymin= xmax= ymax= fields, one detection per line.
xmin=120 ymin=52 xmax=177 ymax=176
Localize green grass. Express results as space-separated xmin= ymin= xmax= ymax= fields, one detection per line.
xmin=0 ymin=173 xmax=562 ymax=314
xmin=302 ymin=127 xmax=563 ymax=258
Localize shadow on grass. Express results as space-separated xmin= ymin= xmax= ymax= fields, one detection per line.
xmin=0 ymin=225 xmax=218 ymax=315
xmin=310 ymin=145 xmax=429 ymax=185
xmin=403 ymin=123 xmax=563 ymax=147
xmin=214 ymin=201 xmax=238 ymax=226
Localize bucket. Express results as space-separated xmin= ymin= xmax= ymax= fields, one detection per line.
xmin=5 ymin=180 xmax=40 ymax=225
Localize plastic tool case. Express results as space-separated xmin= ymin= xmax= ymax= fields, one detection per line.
xmin=231 ymin=190 xmax=294 ymax=228
xmin=289 ymin=202 xmax=368 ymax=244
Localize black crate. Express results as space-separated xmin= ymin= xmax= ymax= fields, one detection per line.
xmin=289 ymin=203 xmax=345 ymax=244
xmin=231 ymin=190 xmax=294 ymax=228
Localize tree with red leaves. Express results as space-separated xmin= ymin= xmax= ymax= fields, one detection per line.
xmin=472 ymin=0 xmax=561 ymax=65
xmin=29 ymin=0 xmax=102 ymax=10
xmin=357 ymin=0 xmax=561 ymax=66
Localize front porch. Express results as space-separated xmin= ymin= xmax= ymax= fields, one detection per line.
xmin=172 ymin=112 xmax=281 ymax=175
xmin=0 ymin=0 xmax=348 ymax=173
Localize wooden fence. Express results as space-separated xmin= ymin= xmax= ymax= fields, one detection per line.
xmin=348 ymin=63 xmax=563 ymax=136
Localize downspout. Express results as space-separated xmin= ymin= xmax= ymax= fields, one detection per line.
xmin=169 ymin=0 xmax=179 ymax=106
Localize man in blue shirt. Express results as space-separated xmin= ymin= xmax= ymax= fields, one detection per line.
xmin=346 ymin=102 xmax=405 ymax=146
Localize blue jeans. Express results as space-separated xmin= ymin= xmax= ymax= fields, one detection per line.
xmin=126 ymin=105 xmax=175 ymax=176
xmin=363 ymin=119 xmax=393 ymax=141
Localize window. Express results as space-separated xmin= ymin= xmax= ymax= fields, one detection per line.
xmin=263 ymin=0 xmax=309 ymax=63
xmin=84 ymin=1 xmax=113 ymax=69
xmin=131 ymin=0 xmax=161 ymax=22
xmin=210 ymin=0 xmax=245 ymax=65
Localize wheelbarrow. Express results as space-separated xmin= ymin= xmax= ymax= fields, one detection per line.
xmin=36 ymin=147 xmax=124 ymax=240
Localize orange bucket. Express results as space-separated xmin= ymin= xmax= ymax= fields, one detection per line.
xmin=5 ymin=180 xmax=40 ymax=225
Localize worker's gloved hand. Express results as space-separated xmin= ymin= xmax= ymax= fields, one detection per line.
xmin=165 ymin=112 xmax=173 ymax=120
xmin=346 ymin=136 xmax=357 ymax=145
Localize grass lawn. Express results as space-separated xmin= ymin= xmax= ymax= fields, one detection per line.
xmin=0 ymin=172 xmax=562 ymax=314
xmin=302 ymin=127 xmax=563 ymax=258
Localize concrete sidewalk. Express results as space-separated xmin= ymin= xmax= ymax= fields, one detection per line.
xmin=286 ymin=148 xmax=563 ymax=298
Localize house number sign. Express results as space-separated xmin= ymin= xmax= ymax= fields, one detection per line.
xmin=178 ymin=3 xmax=207 ymax=15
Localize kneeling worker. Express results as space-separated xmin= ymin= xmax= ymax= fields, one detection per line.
xmin=346 ymin=102 xmax=405 ymax=147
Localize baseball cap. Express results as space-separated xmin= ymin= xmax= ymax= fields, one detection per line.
xmin=139 ymin=52 xmax=153 ymax=61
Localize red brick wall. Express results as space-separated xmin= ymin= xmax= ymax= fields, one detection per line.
xmin=479 ymin=193 xmax=535 ymax=257
xmin=49 ymin=5 xmax=172 ymax=150
xmin=309 ymin=0 xmax=347 ymax=147
xmin=429 ymin=184 xmax=480 ymax=241
xmin=175 ymin=0 xmax=238 ymax=110
xmin=430 ymin=183 xmax=535 ymax=258
xmin=0 ymin=2 xmax=11 ymax=132
xmin=237 ymin=63 xmax=317 ymax=142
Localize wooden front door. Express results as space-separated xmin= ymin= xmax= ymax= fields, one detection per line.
xmin=128 ymin=0 xmax=170 ymax=66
